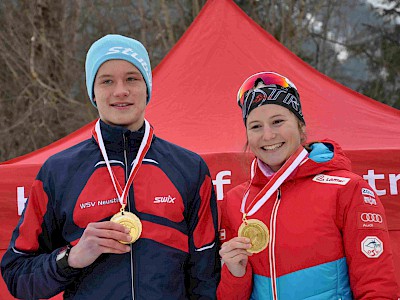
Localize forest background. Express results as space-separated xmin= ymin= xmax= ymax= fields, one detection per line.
xmin=0 ymin=0 xmax=399 ymax=162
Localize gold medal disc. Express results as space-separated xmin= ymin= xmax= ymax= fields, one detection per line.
xmin=111 ymin=211 xmax=142 ymax=244
xmin=238 ymin=219 xmax=269 ymax=254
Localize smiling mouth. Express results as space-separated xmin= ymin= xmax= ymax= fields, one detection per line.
xmin=261 ymin=142 xmax=284 ymax=151
xmin=111 ymin=103 xmax=132 ymax=107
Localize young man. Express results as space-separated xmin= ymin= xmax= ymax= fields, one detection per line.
xmin=1 ymin=34 xmax=220 ymax=299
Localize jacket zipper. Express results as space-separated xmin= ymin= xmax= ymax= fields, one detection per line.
xmin=269 ymin=188 xmax=281 ymax=300
xmin=123 ymin=133 xmax=135 ymax=300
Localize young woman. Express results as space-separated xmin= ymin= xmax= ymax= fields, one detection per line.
xmin=217 ymin=72 xmax=399 ymax=299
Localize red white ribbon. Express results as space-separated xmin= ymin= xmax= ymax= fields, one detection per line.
xmin=240 ymin=146 xmax=308 ymax=216
xmin=94 ymin=119 xmax=154 ymax=209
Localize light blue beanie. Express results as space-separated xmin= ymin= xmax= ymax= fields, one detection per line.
xmin=85 ymin=34 xmax=152 ymax=107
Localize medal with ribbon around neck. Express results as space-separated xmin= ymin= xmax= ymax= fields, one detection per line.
xmin=94 ymin=119 xmax=154 ymax=244
xmin=238 ymin=146 xmax=308 ymax=253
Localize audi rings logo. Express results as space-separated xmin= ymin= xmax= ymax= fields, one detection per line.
xmin=361 ymin=213 xmax=383 ymax=223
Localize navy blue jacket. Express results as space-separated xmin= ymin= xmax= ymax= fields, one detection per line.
xmin=1 ymin=121 xmax=220 ymax=299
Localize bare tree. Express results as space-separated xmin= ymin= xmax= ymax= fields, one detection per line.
xmin=0 ymin=0 xmax=91 ymax=161
xmin=346 ymin=0 xmax=400 ymax=108
xmin=0 ymin=0 xmax=397 ymax=162
xmin=0 ymin=0 xmax=207 ymax=161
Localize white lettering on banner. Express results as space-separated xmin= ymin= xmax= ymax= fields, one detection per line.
xmin=363 ymin=170 xmax=400 ymax=196
xmin=363 ymin=170 xmax=386 ymax=196
xmin=389 ymin=174 xmax=400 ymax=195
xmin=212 ymin=171 xmax=232 ymax=201
xmin=12 ymin=169 xmax=400 ymax=217
xmin=17 ymin=186 xmax=28 ymax=216
xmin=209 ymin=169 xmax=399 ymax=200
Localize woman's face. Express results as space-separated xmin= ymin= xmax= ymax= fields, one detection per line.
xmin=246 ymin=104 xmax=304 ymax=172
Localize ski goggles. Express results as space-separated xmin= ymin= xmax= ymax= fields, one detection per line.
xmin=237 ymin=71 xmax=298 ymax=108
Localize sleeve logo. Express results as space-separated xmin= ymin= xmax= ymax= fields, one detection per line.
xmin=357 ymin=212 xmax=386 ymax=230
xmin=363 ymin=196 xmax=377 ymax=206
xmin=361 ymin=188 xmax=377 ymax=205
xmin=361 ymin=188 xmax=375 ymax=197
xmin=361 ymin=236 xmax=383 ymax=258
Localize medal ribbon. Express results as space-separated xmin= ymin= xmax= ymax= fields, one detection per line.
xmin=94 ymin=119 xmax=154 ymax=209
xmin=240 ymin=146 xmax=308 ymax=217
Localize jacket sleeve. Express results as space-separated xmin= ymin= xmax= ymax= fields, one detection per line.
xmin=217 ymin=189 xmax=253 ymax=300
xmin=186 ymin=160 xmax=221 ymax=299
xmin=1 ymin=169 xmax=80 ymax=299
xmin=217 ymin=263 xmax=253 ymax=300
xmin=338 ymin=177 xmax=400 ymax=299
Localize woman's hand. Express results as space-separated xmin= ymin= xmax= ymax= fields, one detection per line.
xmin=67 ymin=221 xmax=132 ymax=268
xmin=219 ymin=237 xmax=253 ymax=277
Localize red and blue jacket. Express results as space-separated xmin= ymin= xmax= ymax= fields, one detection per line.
xmin=1 ymin=120 xmax=220 ymax=299
xmin=217 ymin=140 xmax=399 ymax=299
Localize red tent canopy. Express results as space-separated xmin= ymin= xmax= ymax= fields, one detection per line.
xmin=1 ymin=0 xmax=399 ymax=298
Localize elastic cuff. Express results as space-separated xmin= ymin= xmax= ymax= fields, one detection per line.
xmin=221 ymin=263 xmax=252 ymax=283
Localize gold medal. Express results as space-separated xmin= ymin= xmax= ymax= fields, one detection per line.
xmin=111 ymin=210 xmax=142 ymax=244
xmin=96 ymin=119 xmax=153 ymax=245
xmin=238 ymin=218 xmax=269 ymax=254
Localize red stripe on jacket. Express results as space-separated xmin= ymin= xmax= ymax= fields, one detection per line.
xmin=141 ymin=220 xmax=188 ymax=252
xmin=193 ymin=175 xmax=215 ymax=249
xmin=15 ymin=180 xmax=48 ymax=251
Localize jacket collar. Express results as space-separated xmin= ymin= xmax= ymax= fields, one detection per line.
xmin=93 ymin=119 xmax=146 ymax=155
xmin=251 ymin=139 xmax=351 ymax=186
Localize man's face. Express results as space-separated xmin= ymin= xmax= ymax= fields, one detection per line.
xmin=93 ymin=59 xmax=147 ymax=131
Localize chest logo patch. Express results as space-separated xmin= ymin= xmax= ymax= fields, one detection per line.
xmin=154 ymin=195 xmax=176 ymax=204
xmin=312 ymin=174 xmax=350 ymax=185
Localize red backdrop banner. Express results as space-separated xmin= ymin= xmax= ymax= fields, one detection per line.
xmin=1 ymin=0 xmax=399 ymax=298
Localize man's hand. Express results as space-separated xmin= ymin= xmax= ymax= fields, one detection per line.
xmin=68 ymin=221 xmax=132 ymax=268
